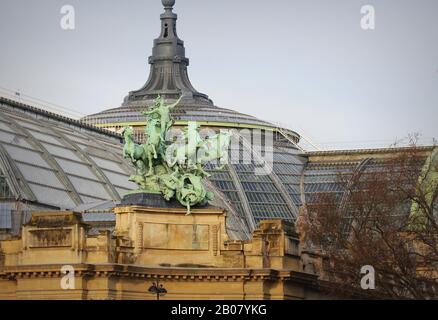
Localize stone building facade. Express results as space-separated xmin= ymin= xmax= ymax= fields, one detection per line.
xmin=0 ymin=206 xmax=335 ymax=300
xmin=0 ymin=0 xmax=436 ymax=300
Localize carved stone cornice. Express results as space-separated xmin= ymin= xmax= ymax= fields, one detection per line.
xmin=0 ymin=263 xmax=318 ymax=283
xmin=25 ymin=211 xmax=88 ymax=229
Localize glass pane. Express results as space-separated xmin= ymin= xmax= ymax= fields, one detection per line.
xmin=212 ymin=180 xmax=235 ymax=191
xmin=41 ymin=143 xmax=82 ymax=162
xmin=27 ymin=183 xmax=76 ymax=209
xmin=51 ymin=127 xmax=74 ymax=135
xmin=0 ymin=130 xmax=33 ymax=149
xmin=0 ymin=169 xmax=14 ymax=199
xmin=90 ymin=156 xmax=124 ymax=173
xmin=0 ymin=202 xmax=12 ymax=229
xmin=101 ymin=170 xmax=136 ymax=190
xmin=11 ymin=118 xmax=52 ymax=133
xmin=68 ymin=176 xmax=111 ymax=200
xmin=28 ymin=130 xmax=62 ymax=146
xmin=66 ymin=135 xmax=92 ymax=145
xmin=3 ymin=144 xmax=50 ymax=168
xmin=241 ymin=182 xmax=277 ymax=192
xmin=277 ymin=175 xmax=300 ymax=184
xmin=79 ymin=195 xmax=108 ymax=204
xmin=16 ymin=163 xmax=66 ymax=190
xmin=116 ymin=187 xmax=130 ymax=198
xmin=55 ymin=158 xmax=97 ymax=178
xmin=0 ymin=120 xmax=14 ymax=133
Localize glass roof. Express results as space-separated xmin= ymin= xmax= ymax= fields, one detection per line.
xmin=0 ymin=99 xmax=311 ymax=237
xmin=0 ymin=203 xmax=12 ymax=230
xmin=83 ymin=102 xmax=286 ymax=130
xmin=303 ymin=160 xmax=357 ymax=203
xmin=2 ymin=98 xmax=435 ymax=240
xmin=0 ymin=168 xmax=13 ymax=200
xmin=0 ymin=102 xmax=138 ymax=210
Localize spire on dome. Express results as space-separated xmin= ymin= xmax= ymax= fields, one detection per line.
xmin=124 ymin=0 xmax=213 ymax=106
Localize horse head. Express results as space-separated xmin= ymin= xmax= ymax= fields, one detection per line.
xmin=122 ymin=126 xmax=135 ymax=140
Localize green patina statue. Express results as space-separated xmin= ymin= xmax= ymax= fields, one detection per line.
xmin=143 ymin=95 xmax=181 ymax=140
xmin=122 ymin=95 xmax=231 ymax=214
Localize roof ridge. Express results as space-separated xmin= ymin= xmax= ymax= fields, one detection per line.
xmin=0 ymin=96 xmax=122 ymax=139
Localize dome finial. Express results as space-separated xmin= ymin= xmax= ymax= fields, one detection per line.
xmin=124 ymin=0 xmax=213 ymax=105
xmin=162 ymin=0 xmax=175 ymax=10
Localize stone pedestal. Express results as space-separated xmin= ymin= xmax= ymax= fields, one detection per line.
xmin=0 ymin=196 xmax=340 ymax=300
xmin=19 ymin=211 xmax=90 ymax=265
xmin=114 ymin=194 xmax=228 ymax=267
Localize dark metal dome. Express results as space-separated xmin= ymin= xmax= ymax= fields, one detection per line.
xmin=84 ymin=102 xmax=281 ymax=129
xmin=1 ymin=0 xmax=435 ymax=245
xmin=82 ymin=0 xmax=300 ymax=142
xmin=77 ymin=0 xmax=308 ymax=237
xmin=124 ymin=0 xmax=211 ymax=105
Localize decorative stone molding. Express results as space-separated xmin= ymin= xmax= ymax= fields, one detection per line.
xmin=0 ymin=206 xmax=341 ymax=299
xmin=28 ymin=229 xmax=72 ymax=248
xmin=212 ymin=224 xmax=219 ymax=256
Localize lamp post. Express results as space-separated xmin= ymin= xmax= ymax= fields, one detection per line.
xmin=148 ymin=278 xmax=167 ymax=300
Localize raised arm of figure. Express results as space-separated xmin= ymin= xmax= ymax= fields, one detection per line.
xmin=168 ymin=95 xmax=182 ymax=110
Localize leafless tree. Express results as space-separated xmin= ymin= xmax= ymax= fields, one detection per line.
xmin=298 ymin=142 xmax=438 ymax=299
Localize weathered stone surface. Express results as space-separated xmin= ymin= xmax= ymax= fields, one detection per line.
xmin=0 ymin=204 xmax=344 ymax=300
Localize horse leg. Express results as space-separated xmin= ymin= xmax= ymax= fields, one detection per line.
xmin=146 ymin=153 xmax=154 ymax=176
xmin=220 ymin=150 xmax=229 ymax=167
xmin=197 ymin=163 xmax=211 ymax=178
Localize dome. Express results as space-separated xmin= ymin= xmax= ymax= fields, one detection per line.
xmin=0 ymin=96 xmax=308 ymax=240
xmin=82 ymin=0 xmax=300 ymax=140
xmin=78 ymin=0 xmax=311 ymax=235
xmin=74 ymin=1 xmax=434 ymax=239
xmin=84 ymin=101 xmax=296 ymax=132
xmin=1 ymin=0 xmax=436 ymax=247
xmin=1 ymin=98 xmax=434 ymax=241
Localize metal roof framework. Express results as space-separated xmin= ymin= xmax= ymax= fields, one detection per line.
xmin=0 ymin=102 xmax=137 ymax=210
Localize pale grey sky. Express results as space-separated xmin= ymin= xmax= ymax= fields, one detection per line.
xmin=0 ymin=0 xmax=437 ymax=149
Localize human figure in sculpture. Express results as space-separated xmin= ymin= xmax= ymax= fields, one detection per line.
xmin=143 ymin=117 xmax=162 ymax=176
xmin=143 ymin=95 xmax=182 ymax=140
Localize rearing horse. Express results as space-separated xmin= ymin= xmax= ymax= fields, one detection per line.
xmin=122 ymin=126 xmax=149 ymax=181
xmin=143 ymin=117 xmax=162 ymax=176
xmin=122 ymin=126 xmax=147 ymax=163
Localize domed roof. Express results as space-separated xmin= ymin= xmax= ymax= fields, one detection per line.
xmin=78 ymin=0 xmax=307 ymax=237
xmin=82 ymin=0 xmax=299 ymax=140
xmin=2 ymin=97 xmax=433 ymax=240
xmin=1 ymin=1 xmax=435 ymax=244
xmin=84 ymin=102 xmax=280 ymax=129
xmin=0 ymin=1 xmax=309 ymax=241
xmin=0 ymin=98 xmax=255 ymax=239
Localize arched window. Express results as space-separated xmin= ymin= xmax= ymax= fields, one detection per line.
xmin=164 ymin=23 xmax=169 ymax=38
